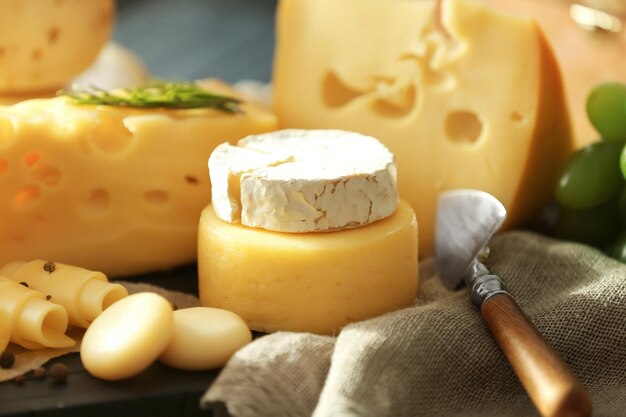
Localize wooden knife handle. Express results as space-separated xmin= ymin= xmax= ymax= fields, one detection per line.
xmin=481 ymin=293 xmax=592 ymax=417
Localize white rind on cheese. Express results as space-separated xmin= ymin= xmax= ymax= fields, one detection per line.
xmin=209 ymin=129 xmax=399 ymax=232
xmin=208 ymin=143 xmax=291 ymax=223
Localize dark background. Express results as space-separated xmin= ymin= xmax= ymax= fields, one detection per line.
xmin=114 ymin=0 xmax=278 ymax=83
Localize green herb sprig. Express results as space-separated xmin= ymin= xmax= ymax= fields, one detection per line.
xmin=62 ymin=81 xmax=242 ymax=113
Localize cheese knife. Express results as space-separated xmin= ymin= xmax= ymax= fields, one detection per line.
xmin=435 ymin=189 xmax=592 ymax=417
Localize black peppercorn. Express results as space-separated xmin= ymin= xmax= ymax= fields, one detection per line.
xmin=0 ymin=351 xmax=15 ymax=369
xmin=43 ymin=261 xmax=56 ymax=273
xmin=48 ymin=363 xmax=68 ymax=384
xmin=46 ymin=295 xmax=52 ymax=301
xmin=33 ymin=367 xmax=46 ymax=380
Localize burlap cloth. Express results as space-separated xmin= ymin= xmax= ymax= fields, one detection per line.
xmin=201 ymin=231 xmax=626 ymax=417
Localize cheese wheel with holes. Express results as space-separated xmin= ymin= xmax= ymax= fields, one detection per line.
xmin=0 ymin=276 xmax=74 ymax=350
xmin=198 ymin=200 xmax=418 ymax=335
xmin=0 ymin=80 xmax=277 ymax=276
xmin=0 ymin=0 xmax=114 ymax=93
xmin=273 ymin=0 xmax=573 ymax=256
xmin=0 ymin=260 xmax=127 ymax=328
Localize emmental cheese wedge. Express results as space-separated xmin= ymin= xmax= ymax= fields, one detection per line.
xmin=0 ymin=80 xmax=277 ymax=276
xmin=209 ymin=129 xmax=399 ymax=232
xmin=0 ymin=260 xmax=127 ymax=328
xmin=0 ymin=276 xmax=74 ymax=350
xmin=273 ymin=0 xmax=573 ymax=255
xmin=198 ymin=200 xmax=418 ymax=335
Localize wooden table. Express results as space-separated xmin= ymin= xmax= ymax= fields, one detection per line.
xmin=0 ymin=0 xmax=276 ymax=415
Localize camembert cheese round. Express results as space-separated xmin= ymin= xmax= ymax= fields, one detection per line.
xmin=208 ymin=129 xmax=399 ymax=233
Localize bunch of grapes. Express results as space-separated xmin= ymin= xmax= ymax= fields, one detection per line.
xmin=554 ymin=82 xmax=626 ymax=263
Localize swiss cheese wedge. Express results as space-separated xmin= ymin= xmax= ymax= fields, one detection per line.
xmin=273 ymin=0 xmax=573 ymax=255
xmin=0 ymin=80 xmax=277 ymax=276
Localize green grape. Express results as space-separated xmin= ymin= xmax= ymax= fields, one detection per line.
xmin=620 ymin=187 xmax=626 ymax=226
xmin=606 ymin=232 xmax=626 ymax=264
xmin=555 ymin=141 xmax=624 ymax=210
xmin=587 ymin=82 xmax=626 ymax=143
xmin=554 ymin=202 xmax=620 ymax=248
xmin=621 ymin=143 xmax=626 ymax=180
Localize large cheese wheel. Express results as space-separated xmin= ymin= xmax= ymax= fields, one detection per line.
xmin=198 ymin=200 xmax=419 ymax=335
xmin=0 ymin=80 xmax=277 ymax=276
xmin=0 ymin=0 xmax=114 ymax=93
xmin=273 ymin=0 xmax=573 ymax=256
xmin=0 ymin=260 xmax=128 ymax=328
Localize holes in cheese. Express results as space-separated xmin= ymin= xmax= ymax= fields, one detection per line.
xmin=0 ymin=276 xmax=74 ymax=350
xmin=11 ymin=186 xmax=41 ymax=211
xmin=0 ymin=84 xmax=277 ymax=276
xmin=143 ymin=189 xmax=171 ymax=207
xmin=90 ymin=110 xmax=135 ymax=156
xmin=273 ymin=0 xmax=573 ymax=255
xmin=209 ymin=129 xmax=399 ymax=233
xmin=0 ymin=260 xmax=128 ymax=328
xmin=81 ymin=188 xmax=111 ymax=216
xmin=444 ymin=110 xmax=484 ymax=144
xmin=0 ymin=0 xmax=114 ymax=93
xmin=198 ymin=200 xmax=418 ymax=335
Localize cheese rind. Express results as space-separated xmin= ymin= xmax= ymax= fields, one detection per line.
xmin=159 ymin=307 xmax=252 ymax=371
xmin=209 ymin=142 xmax=291 ymax=223
xmin=209 ymin=129 xmax=399 ymax=232
xmin=198 ymin=200 xmax=418 ymax=335
xmin=0 ymin=260 xmax=128 ymax=328
xmin=273 ymin=0 xmax=573 ymax=255
xmin=0 ymin=80 xmax=277 ymax=276
xmin=80 ymin=292 xmax=174 ymax=381
xmin=0 ymin=276 xmax=74 ymax=350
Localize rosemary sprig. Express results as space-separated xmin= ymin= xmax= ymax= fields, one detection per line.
xmin=62 ymin=81 xmax=242 ymax=113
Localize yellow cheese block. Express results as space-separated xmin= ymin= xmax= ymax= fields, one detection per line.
xmin=198 ymin=200 xmax=418 ymax=335
xmin=273 ymin=0 xmax=573 ymax=256
xmin=0 ymin=80 xmax=277 ymax=276
xmin=0 ymin=260 xmax=128 ymax=328
xmin=0 ymin=0 xmax=114 ymax=93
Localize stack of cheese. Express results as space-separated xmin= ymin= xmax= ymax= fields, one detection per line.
xmin=199 ymin=129 xmax=419 ymax=335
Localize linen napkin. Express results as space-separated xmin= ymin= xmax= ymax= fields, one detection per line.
xmin=201 ymin=231 xmax=626 ymax=417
